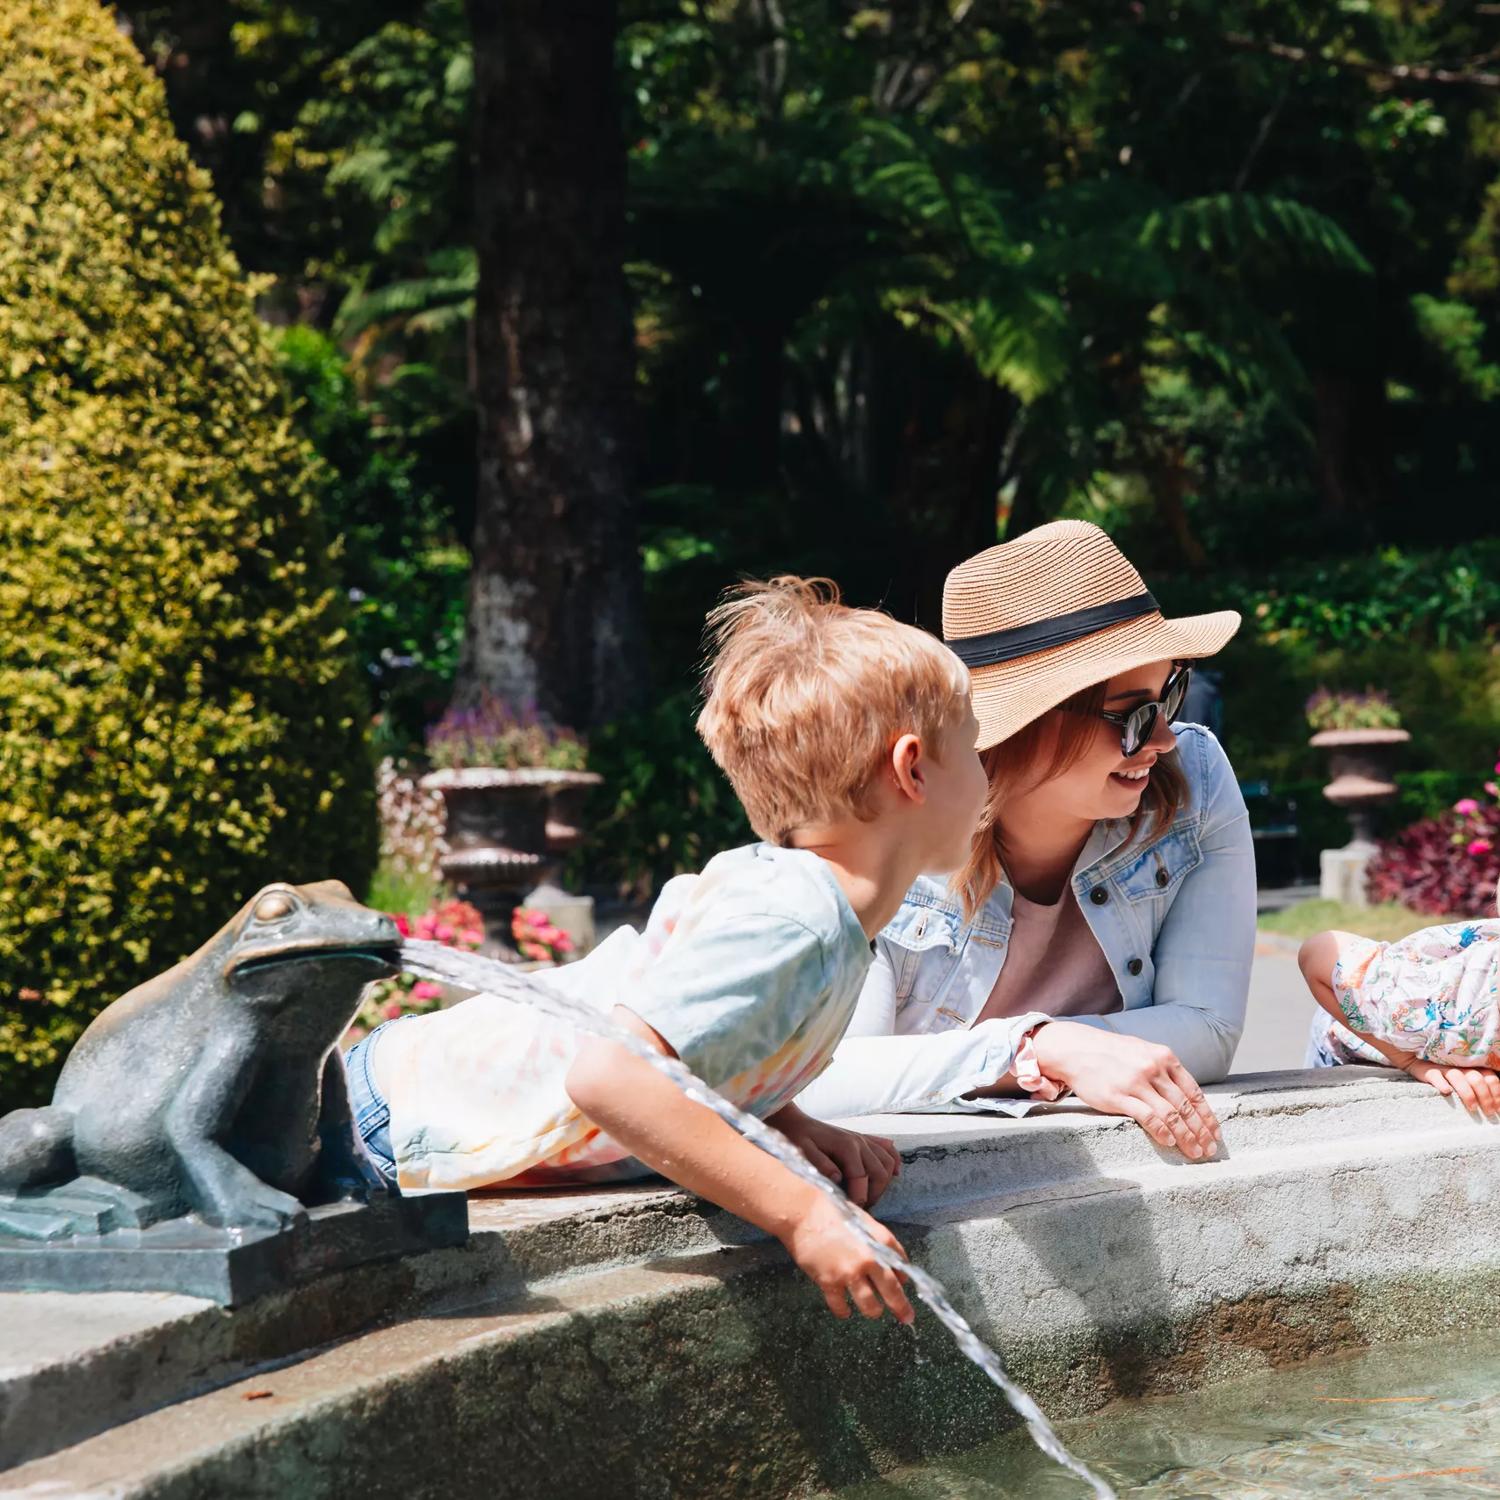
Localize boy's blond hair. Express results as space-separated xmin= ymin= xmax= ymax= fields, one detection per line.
xmin=697 ymin=576 xmax=971 ymax=844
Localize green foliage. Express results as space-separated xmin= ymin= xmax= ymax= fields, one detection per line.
xmin=1214 ymin=637 xmax=1500 ymax=788
xmin=0 ymin=0 xmax=375 ymax=1104
xmin=1162 ymin=543 xmax=1500 ymax=651
xmin=574 ymin=692 xmax=751 ymax=900
xmin=364 ymin=859 xmax=441 ymax=920
xmin=425 ymin=696 xmax=588 ymax=772
xmin=273 ymin=325 xmax=466 ymax=731
xmin=1304 ymin=688 xmax=1403 ymax=733
xmin=1259 ymin=899 xmax=1453 ymax=944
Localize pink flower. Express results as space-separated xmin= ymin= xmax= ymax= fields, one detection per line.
xmin=1487 ymin=782 xmax=1500 ymax=799
xmin=384 ymin=1000 xmax=404 ymax=1020
xmin=391 ymin=912 xmax=412 ymax=937
xmin=1468 ymin=838 xmax=1493 ymax=857
xmin=411 ymin=981 xmax=442 ymax=1000
xmin=460 ymin=928 xmax=484 ymax=947
xmin=1455 ymin=798 xmax=1481 ymax=817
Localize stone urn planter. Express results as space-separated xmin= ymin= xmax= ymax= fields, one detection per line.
xmin=1309 ymin=727 xmax=1411 ymax=903
xmin=420 ymin=767 xmax=602 ymax=961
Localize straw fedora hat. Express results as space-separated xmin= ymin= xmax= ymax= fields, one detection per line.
xmin=943 ymin=520 xmax=1241 ymax=750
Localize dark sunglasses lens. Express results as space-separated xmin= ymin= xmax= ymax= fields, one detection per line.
xmin=1164 ymin=666 xmax=1191 ymax=721
xmin=1122 ymin=704 xmax=1156 ymax=757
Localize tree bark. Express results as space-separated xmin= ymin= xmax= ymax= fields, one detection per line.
xmin=1312 ymin=368 xmax=1397 ymax=525
xmin=459 ymin=0 xmax=647 ymax=729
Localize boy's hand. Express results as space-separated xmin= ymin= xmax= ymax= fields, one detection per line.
xmin=771 ymin=1105 xmax=901 ymax=1207
xmin=778 ymin=1190 xmax=915 ymax=1324
xmin=1404 ymin=1057 xmax=1500 ymax=1114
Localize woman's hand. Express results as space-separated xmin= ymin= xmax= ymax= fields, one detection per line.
xmin=1404 ymin=1057 xmax=1500 ymax=1113
xmin=769 ymin=1103 xmax=901 ymax=1207
xmin=1030 ymin=1021 xmax=1221 ymax=1160
xmin=776 ymin=1187 xmax=915 ymax=1323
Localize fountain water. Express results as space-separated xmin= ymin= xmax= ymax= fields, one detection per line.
xmin=399 ymin=937 xmax=1115 ymax=1499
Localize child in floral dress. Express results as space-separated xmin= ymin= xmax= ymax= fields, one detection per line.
xmin=1301 ymin=881 xmax=1500 ymax=1110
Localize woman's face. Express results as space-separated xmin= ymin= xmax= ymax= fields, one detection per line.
xmin=1015 ymin=659 xmax=1179 ymax=827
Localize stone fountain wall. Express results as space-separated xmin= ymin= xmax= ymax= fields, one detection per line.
xmin=6 ymin=1069 xmax=1500 ymax=1497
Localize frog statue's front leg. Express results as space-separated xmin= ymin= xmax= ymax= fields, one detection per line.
xmin=165 ymin=1028 xmax=305 ymax=1233
xmin=315 ymin=1048 xmax=390 ymax=1204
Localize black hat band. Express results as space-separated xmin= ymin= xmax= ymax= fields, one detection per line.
xmin=945 ymin=591 xmax=1160 ymax=670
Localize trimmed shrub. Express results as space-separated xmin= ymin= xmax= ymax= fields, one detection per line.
xmin=0 ymin=0 xmax=376 ymax=1105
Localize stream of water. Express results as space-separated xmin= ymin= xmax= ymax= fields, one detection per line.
xmin=398 ymin=937 xmax=1114 ymax=1499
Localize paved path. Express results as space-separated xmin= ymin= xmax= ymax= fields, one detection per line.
xmin=1233 ymin=933 xmax=1315 ymax=1074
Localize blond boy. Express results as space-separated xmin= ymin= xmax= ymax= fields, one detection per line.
xmin=351 ymin=577 xmax=987 ymax=1323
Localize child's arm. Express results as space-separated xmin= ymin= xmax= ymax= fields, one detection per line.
xmin=565 ymin=1007 xmax=915 ymax=1324
xmin=1301 ymin=930 xmax=1500 ymax=1113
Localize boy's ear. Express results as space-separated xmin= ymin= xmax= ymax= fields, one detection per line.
xmin=890 ymin=733 xmax=925 ymax=804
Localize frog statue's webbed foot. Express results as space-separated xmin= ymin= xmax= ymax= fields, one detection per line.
xmin=0 ymin=1106 xmax=75 ymax=1191
xmin=0 ymin=1108 xmax=169 ymax=1241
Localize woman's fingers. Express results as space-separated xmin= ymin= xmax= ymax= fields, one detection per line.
xmin=1117 ymin=1095 xmax=1178 ymax=1151
xmin=1154 ymin=1070 xmax=1218 ymax=1159
xmin=847 ymin=1275 xmax=884 ymax=1320
xmin=1167 ymin=1061 xmax=1222 ymax=1142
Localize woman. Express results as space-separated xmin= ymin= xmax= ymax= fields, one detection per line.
xmin=800 ymin=520 xmax=1256 ymax=1161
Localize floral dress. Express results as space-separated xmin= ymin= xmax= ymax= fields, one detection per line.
xmin=1329 ymin=920 xmax=1500 ymax=1065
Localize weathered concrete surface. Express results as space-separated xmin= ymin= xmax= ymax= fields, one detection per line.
xmin=6 ymin=1069 xmax=1500 ymax=1498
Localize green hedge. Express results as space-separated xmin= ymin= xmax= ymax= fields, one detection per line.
xmin=0 ymin=0 xmax=376 ymax=1106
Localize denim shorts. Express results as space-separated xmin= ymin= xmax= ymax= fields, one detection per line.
xmin=344 ymin=1020 xmax=404 ymax=1188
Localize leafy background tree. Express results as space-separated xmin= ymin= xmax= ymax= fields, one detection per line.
xmin=112 ymin=0 xmax=1500 ymax=892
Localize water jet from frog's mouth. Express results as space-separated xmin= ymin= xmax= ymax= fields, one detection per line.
xmin=397 ymin=936 xmax=1116 ymax=1500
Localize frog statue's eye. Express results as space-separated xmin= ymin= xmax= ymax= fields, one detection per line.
xmin=253 ymin=890 xmax=297 ymax=923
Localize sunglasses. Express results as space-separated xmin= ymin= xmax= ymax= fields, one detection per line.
xmin=1074 ymin=663 xmax=1192 ymax=758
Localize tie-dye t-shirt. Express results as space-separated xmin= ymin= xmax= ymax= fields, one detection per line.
xmin=384 ymin=843 xmax=874 ymax=1194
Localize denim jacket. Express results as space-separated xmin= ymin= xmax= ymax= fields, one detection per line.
xmin=797 ymin=724 xmax=1256 ymax=1119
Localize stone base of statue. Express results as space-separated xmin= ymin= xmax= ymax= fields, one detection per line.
xmin=0 ymin=1185 xmax=467 ymax=1306
xmin=1319 ymin=842 xmax=1377 ymax=907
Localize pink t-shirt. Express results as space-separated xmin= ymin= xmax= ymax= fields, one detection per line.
xmin=978 ymin=888 xmax=1122 ymax=1024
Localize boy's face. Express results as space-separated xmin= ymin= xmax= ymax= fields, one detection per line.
xmin=919 ymin=701 xmax=990 ymax=875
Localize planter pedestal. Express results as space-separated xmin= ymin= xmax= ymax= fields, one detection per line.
xmin=420 ymin=768 xmax=602 ymax=960
xmin=1309 ymin=729 xmax=1411 ymax=907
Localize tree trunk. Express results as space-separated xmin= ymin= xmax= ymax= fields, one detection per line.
xmin=1312 ymin=368 xmax=1397 ymax=525
xmin=459 ymin=0 xmax=647 ymax=730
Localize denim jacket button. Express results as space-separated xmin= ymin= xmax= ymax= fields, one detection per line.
xmin=1127 ymin=957 xmax=1143 ymax=976
xmin=1155 ymin=868 xmax=1170 ymax=888
xmin=1089 ymin=887 xmax=1109 ymax=905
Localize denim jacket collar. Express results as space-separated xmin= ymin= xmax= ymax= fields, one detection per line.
xmin=886 ymin=813 xmax=1138 ymax=949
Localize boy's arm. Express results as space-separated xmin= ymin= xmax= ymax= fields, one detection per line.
xmin=565 ymin=1006 xmax=914 ymax=1324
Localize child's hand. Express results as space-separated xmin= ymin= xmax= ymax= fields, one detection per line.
xmin=1403 ymin=1057 xmax=1500 ymax=1114
xmin=778 ymin=1190 xmax=915 ymax=1324
xmin=772 ymin=1105 xmax=901 ymax=1207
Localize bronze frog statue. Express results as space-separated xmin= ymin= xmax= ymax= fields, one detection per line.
xmin=0 ymin=879 xmax=401 ymax=1237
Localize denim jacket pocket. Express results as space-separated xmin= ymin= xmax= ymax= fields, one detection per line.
xmin=882 ymin=904 xmax=965 ymax=1007
xmin=1111 ymin=818 xmax=1203 ymax=904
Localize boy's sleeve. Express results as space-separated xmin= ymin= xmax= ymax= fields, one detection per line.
xmin=618 ymin=908 xmax=830 ymax=1090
